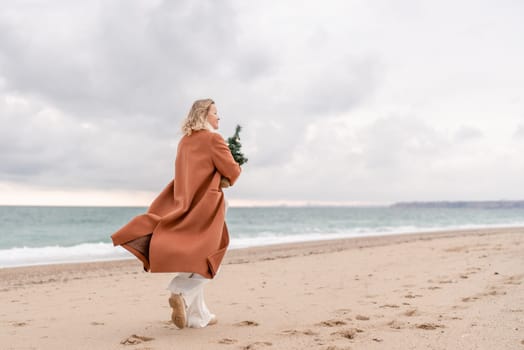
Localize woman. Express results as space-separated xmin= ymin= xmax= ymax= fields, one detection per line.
xmin=111 ymin=98 xmax=241 ymax=329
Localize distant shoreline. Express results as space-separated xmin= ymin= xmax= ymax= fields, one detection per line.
xmin=391 ymin=200 xmax=524 ymax=209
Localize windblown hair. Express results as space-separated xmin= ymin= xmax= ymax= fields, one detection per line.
xmin=181 ymin=98 xmax=215 ymax=136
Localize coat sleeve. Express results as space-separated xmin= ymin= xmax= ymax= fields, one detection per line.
xmin=210 ymin=132 xmax=242 ymax=186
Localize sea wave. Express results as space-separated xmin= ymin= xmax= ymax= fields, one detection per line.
xmin=231 ymin=222 xmax=524 ymax=248
xmin=0 ymin=242 xmax=131 ymax=268
xmin=1 ymin=232 xmax=382 ymax=268
xmin=1 ymin=222 xmax=523 ymax=268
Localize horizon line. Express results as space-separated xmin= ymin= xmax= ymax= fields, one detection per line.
xmin=1 ymin=199 xmax=523 ymax=208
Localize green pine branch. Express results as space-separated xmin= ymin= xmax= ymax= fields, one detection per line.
xmin=227 ymin=125 xmax=248 ymax=166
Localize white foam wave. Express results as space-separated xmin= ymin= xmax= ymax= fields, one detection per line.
xmin=1 ymin=222 xmax=523 ymax=268
xmin=229 ymin=222 xmax=524 ymax=249
xmin=0 ymin=242 xmax=130 ymax=268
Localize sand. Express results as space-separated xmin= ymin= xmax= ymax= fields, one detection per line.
xmin=1 ymin=227 xmax=523 ymax=350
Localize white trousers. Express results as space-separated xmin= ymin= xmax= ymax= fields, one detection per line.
xmin=166 ymin=197 xmax=226 ymax=328
xmin=167 ymin=273 xmax=214 ymax=328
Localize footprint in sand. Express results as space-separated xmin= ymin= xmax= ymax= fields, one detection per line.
xmin=461 ymin=296 xmax=480 ymax=302
xmin=281 ymin=329 xmax=318 ymax=336
xmin=484 ymin=287 xmax=507 ymax=297
xmin=444 ymin=246 xmax=467 ymax=253
xmin=452 ymin=305 xmax=469 ymax=310
xmin=403 ymin=308 xmax=418 ymax=317
xmin=462 ymin=285 xmax=508 ymax=303
xmin=120 ymin=334 xmax=154 ymax=345
xmin=325 ymin=346 xmax=352 ymax=350
xmin=335 ymin=308 xmax=352 ymax=315
xmin=492 ymin=244 xmax=504 ymax=251
xmin=461 ymin=269 xmax=481 ymax=278
xmin=218 ymin=338 xmax=238 ymax=344
xmin=355 ymin=315 xmax=370 ymax=321
xmin=330 ymin=328 xmax=363 ymax=339
xmin=404 ymin=294 xmax=423 ymax=299
xmin=242 ymin=341 xmax=272 ymax=349
xmin=438 ymin=279 xmax=456 ymax=284
xmin=387 ymin=320 xmax=406 ymax=329
xmin=379 ymin=304 xmax=400 ymax=309
xmin=467 ymin=267 xmax=481 ymax=272
xmin=415 ymin=323 xmax=445 ymax=330
xmin=316 ymin=319 xmax=347 ymax=327
xmin=503 ymin=274 xmax=524 ymax=285
xmin=234 ymin=320 xmax=259 ymax=327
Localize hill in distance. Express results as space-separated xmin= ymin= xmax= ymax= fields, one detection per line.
xmin=391 ymin=200 xmax=524 ymax=209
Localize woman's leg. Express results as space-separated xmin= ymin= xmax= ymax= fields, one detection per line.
xmin=185 ymin=278 xmax=216 ymax=328
xmin=167 ymin=273 xmax=215 ymax=328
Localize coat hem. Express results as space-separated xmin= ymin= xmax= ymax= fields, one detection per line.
xmin=122 ymin=244 xmax=151 ymax=272
xmin=206 ymin=247 xmax=228 ymax=278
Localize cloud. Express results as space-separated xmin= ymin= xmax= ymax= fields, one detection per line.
xmin=0 ymin=91 xmax=174 ymax=190
xmin=0 ymin=0 xmax=262 ymax=190
xmin=1 ymin=0 xmax=524 ymax=204
xmin=514 ymin=123 xmax=524 ymax=140
xmin=359 ymin=116 xmax=447 ymax=170
xmin=231 ymin=115 xmax=446 ymax=201
xmin=454 ymin=126 xmax=484 ymax=142
xmin=233 ymin=114 xmax=524 ymax=203
xmin=0 ymin=0 xmax=382 ymax=195
xmin=0 ymin=1 xmax=246 ymax=120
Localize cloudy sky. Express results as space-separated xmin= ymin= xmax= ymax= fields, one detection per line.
xmin=1 ymin=0 xmax=523 ymax=206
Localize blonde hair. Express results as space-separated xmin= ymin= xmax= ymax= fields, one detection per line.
xmin=181 ymin=98 xmax=215 ymax=136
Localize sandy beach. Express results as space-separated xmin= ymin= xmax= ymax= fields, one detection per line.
xmin=1 ymin=227 xmax=523 ymax=350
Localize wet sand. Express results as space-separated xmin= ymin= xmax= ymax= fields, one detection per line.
xmin=1 ymin=227 xmax=523 ymax=349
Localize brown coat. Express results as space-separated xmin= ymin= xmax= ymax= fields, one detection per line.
xmin=111 ymin=130 xmax=241 ymax=278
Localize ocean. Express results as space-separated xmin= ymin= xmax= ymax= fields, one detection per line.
xmin=1 ymin=205 xmax=523 ymax=268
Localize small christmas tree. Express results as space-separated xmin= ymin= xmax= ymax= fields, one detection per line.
xmin=220 ymin=125 xmax=247 ymax=188
xmin=227 ymin=125 xmax=248 ymax=165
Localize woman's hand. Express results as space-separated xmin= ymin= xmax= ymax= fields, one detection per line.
xmin=220 ymin=177 xmax=231 ymax=188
